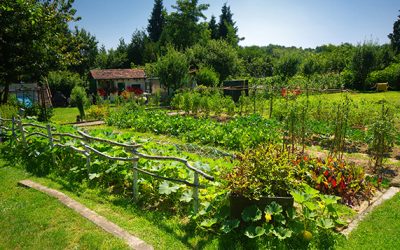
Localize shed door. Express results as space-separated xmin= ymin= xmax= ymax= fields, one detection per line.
xmin=117 ymin=82 xmax=125 ymax=92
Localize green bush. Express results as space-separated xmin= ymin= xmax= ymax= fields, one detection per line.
xmin=195 ymin=67 xmax=219 ymax=87
xmin=367 ymin=63 xmax=400 ymax=90
xmin=70 ymin=86 xmax=89 ymax=120
xmin=86 ymin=105 xmax=110 ymax=120
xmin=0 ymin=104 xmax=18 ymax=119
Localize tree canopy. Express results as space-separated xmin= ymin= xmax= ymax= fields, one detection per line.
xmin=0 ymin=0 xmax=81 ymax=103
xmin=3 ymin=0 xmax=400 ymax=102
xmin=161 ymin=0 xmax=209 ymax=50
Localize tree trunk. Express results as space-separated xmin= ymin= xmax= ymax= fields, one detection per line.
xmin=1 ymin=82 xmax=10 ymax=104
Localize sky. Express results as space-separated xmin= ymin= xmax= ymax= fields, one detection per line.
xmin=71 ymin=0 xmax=400 ymax=50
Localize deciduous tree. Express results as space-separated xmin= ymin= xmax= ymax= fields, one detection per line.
xmin=0 ymin=0 xmax=80 ymax=103
xmin=155 ymin=47 xmax=189 ymax=94
xmin=161 ymin=0 xmax=209 ymax=50
xmin=187 ymin=40 xmax=243 ymax=81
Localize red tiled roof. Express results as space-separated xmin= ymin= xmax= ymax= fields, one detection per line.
xmin=90 ymin=69 xmax=145 ymax=80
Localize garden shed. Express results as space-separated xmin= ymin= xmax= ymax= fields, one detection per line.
xmin=89 ymin=69 xmax=146 ymax=97
xmin=8 ymin=82 xmax=52 ymax=108
xmin=223 ymin=79 xmax=249 ymax=102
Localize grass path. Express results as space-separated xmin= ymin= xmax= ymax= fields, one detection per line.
xmin=337 ymin=192 xmax=400 ymax=250
xmin=0 ymin=159 xmax=212 ymax=249
xmin=0 ymin=160 xmax=130 ymax=250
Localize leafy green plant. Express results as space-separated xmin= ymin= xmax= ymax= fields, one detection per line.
xmin=0 ymin=104 xmax=18 ymax=119
xmin=293 ymin=155 xmax=373 ymax=206
xmin=197 ymin=185 xmax=345 ymax=249
xmin=226 ymin=144 xmax=295 ymax=199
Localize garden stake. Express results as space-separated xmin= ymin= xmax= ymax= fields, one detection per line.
xmin=193 ymin=172 xmax=199 ymax=213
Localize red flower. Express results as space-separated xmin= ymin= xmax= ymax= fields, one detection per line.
xmin=97 ymin=88 xmax=106 ymax=97
xmin=293 ymin=89 xmax=301 ymax=96
xmin=126 ymin=86 xmax=143 ymax=95
xmin=281 ymin=88 xmax=287 ymax=97
xmin=340 ymin=180 xmax=346 ymax=190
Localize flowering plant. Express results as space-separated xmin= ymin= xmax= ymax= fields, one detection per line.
xmin=281 ymin=87 xmax=301 ymax=98
xmin=97 ymin=88 xmax=106 ymax=97
xmin=126 ymin=86 xmax=144 ymax=95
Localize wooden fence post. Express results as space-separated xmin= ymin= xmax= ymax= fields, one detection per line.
xmin=132 ymin=159 xmax=139 ymax=202
xmin=12 ymin=116 xmax=16 ymax=139
xmin=193 ymin=172 xmax=199 ymax=213
xmin=46 ymin=124 xmax=54 ymax=148
xmin=84 ymin=144 xmax=91 ymax=176
xmin=18 ymin=118 xmax=27 ymax=148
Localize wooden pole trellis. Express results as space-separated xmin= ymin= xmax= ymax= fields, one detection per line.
xmin=3 ymin=118 xmax=214 ymax=214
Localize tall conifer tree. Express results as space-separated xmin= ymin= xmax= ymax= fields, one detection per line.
xmin=209 ymin=15 xmax=218 ymax=40
xmin=217 ymin=3 xmax=241 ymax=46
xmin=388 ymin=10 xmax=400 ymax=54
xmin=147 ymin=0 xmax=165 ymax=42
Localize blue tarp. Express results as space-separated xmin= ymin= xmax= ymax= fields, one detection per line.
xmin=17 ymin=97 xmax=33 ymax=108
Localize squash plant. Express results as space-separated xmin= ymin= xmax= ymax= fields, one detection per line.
xmin=197 ymin=184 xmax=345 ymax=249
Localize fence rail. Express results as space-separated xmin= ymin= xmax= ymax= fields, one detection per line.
xmin=0 ymin=116 xmax=214 ymax=213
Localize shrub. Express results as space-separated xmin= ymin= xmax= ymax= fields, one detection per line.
xmin=70 ymin=86 xmax=89 ymax=120
xmin=195 ymin=67 xmax=220 ymax=87
xmin=86 ymin=105 xmax=110 ymax=120
xmin=367 ymin=63 xmax=400 ymax=90
xmin=0 ymin=104 xmax=18 ymax=119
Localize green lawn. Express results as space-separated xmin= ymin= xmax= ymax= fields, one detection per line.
xmin=0 ymin=161 xmax=130 ymax=250
xmin=0 ymin=158 xmax=219 ymax=249
xmin=51 ymin=107 xmax=79 ymax=124
xmin=337 ymin=192 xmax=400 ymax=250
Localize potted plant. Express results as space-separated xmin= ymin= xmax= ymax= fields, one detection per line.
xmin=226 ymin=144 xmax=295 ymax=218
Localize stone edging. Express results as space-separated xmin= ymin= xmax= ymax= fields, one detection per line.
xmin=341 ymin=187 xmax=400 ymax=236
xmin=18 ymin=180 xmax=153 ymax=250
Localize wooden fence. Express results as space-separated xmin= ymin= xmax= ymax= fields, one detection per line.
xmin=0 ymin=116 xmax=214 ymax=213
